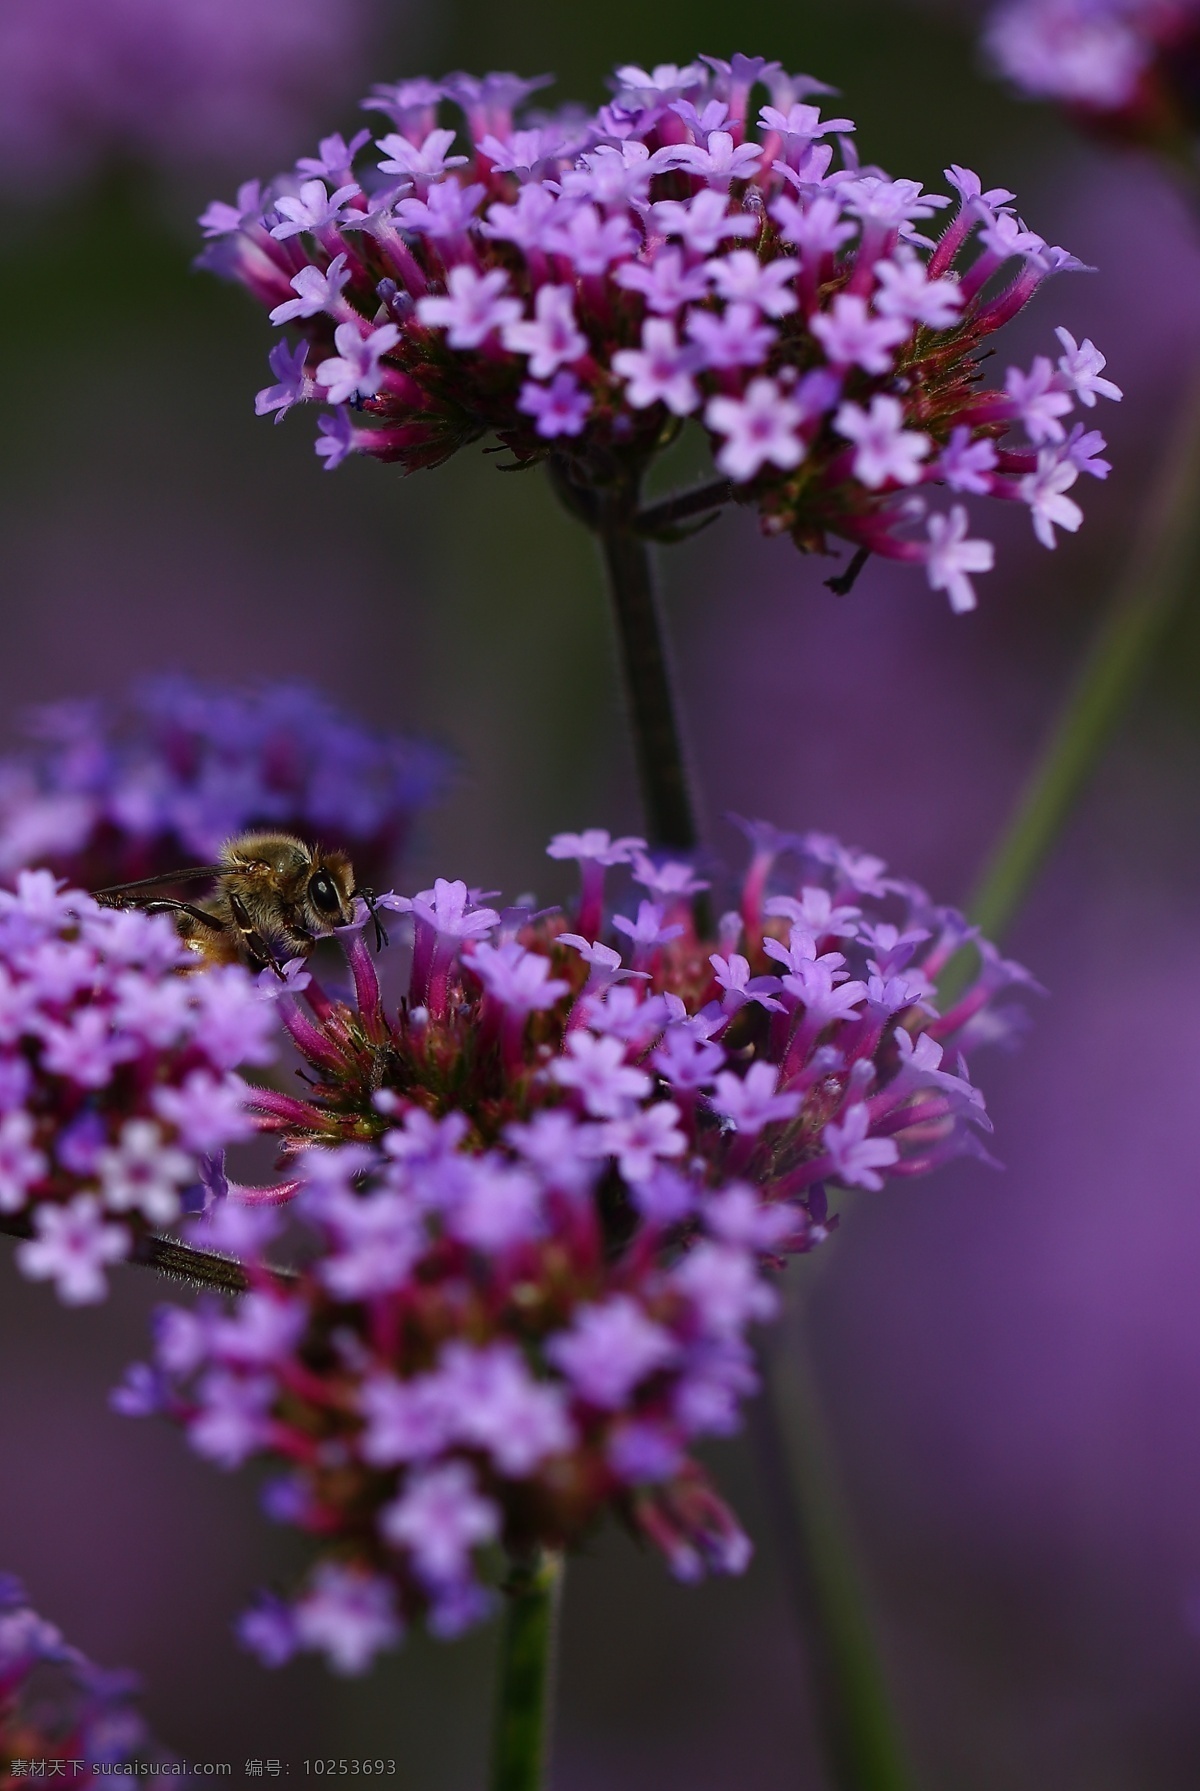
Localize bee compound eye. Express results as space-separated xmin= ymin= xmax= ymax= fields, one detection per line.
xmin=308 ymin=871 xmax=342 ymax=915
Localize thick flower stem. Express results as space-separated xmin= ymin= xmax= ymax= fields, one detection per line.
xmin=489 ymin=1550 xmax=564 ymax=1791
xmin=967 ymin=371 xmax=1200 ymax=945
xmin=752 ymin=1325 xmax=913 ymax=1791
xmin=595 ymin=505 xmax=700 ymax=853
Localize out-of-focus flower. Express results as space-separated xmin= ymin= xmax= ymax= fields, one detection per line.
xmin=200 ymin=53 xmax=1121 ymax=609
xmin=985 ymin=0 xmax=1200 ymax=147
xmin=0 ymin=678 xmax=449 ymax=889
xmin=0 ymin=0 xmax=385 ymax=194
xmin=120 ymin=819 xmax=1032 ymax=1673
xmin=0 ymin=1573 xmax=181 ymax=1769
xmin=0 ymin=871 xmax=276 ymax=1304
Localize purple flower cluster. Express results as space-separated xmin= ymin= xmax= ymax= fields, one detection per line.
xmin=986 ymin=0 xmax=1200 ymax=133
xmin=0 ymin=0 xmax=381 ymax=193
xmin=0 ymin=1574 xmax=179 ymax=1769
xmin=0 ymin=678 xmax=448 ymax=891
xmin=202 ymin=53 xmax=1122 ymax=609
xmin=0 ymin=872 xmax=277 ymax=1305
xmin=120 ymin=821 xmax=1030 ymax=1672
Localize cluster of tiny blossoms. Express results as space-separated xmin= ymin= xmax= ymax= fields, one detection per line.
xmin=0 ymin=678 xmax=448 ymax=890
xmin=201 ymin=52 xmax=1122 ymax=610
xmin=0 ymin=872 xmax=276 ymax=1305
xmin=0 ymin=1575 xmax=180 ymax=1773
xmin=986 ymin=0 xmax=1200 ymax=141
xmin=121 ymin=822 xmax=1031 ymax=1673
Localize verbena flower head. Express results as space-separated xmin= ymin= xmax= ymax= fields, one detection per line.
xmin=0 ymin=678 xmax=448 ymax=890
xmin=121 ymin=820 xmax=1032 ymax=1673
xmin=0 ymin=0 xmax=380 ymax=194
xmin=0 ymin=872 xmax=276 ymax=1304
xmin=201 ymin=52 xmax=1121 ymax=609
xmin=985 ymin=0 xmax=1200 ymax=142
xmin=0 ymin=1573 xmax=179 ymax=1768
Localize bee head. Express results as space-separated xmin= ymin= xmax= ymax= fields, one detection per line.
xmin=302 ymin=850 xmax=357 ymax=934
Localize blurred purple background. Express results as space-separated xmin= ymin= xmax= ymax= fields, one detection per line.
xmin=2 ymin=3 xmax=1200 ymax=1785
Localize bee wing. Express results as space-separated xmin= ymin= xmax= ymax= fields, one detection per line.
xmin=93 ymin=866 xmax=223 ymax=899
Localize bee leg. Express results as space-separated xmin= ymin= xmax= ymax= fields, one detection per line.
xmin=354 ymin=886 xmax=389 ymax=953
xmin=106 ymin=895 xmax=229 ymax=934
xmin=227 ymin=892 xmax=284 ymax=978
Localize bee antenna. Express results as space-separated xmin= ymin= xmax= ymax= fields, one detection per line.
xmin=356 ymin=887 xmax=389 ymax=953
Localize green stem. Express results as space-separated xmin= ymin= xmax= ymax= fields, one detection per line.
xmin=594 ymin=501 xmax=700 ymax=852
xmin=592 ymin=501 xmax=910 ymax=1791
xmin=752 ymin=1322 xmax=912 ymax=1791
xmin=489 ymin=1550 xmax=564 ymax=1791
xmin=968 ymin=371 xmax=1200 ymax=944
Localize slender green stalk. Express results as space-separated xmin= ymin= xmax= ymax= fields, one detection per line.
xmin=592 ymin=506 xmax=912 ymax=1791
xmin=968 ymin=371 xmax=1200 ymax=945
xmin=752 ymin=1322 xmax=913 ymax=1791
xmin=595 ymin=499 xmax=700 ymax=852
xmin=490 ymin=1550 xmax=564 ymax=1791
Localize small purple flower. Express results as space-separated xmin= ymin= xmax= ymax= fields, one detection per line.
xmin=417 ymin=266 xmax=524 ymax=348
xmin=600 ymin=1101 xmax=687 ymax=1182
xmin=924 ymin=506 xmax=996 ymax=613
xmin=1054 ymin=326 xmax=1123 ymax=406
xmin=810 ymin=293 xmax=910 ymax=373
xmin=518 ymin=371 xmax=592 ymax=438
xmin=872 ymin=252 xmax=963 ymax=328
xmin=15 ymin=1194 xmax=129 ymax=1304
xmin=469 ymin=940 xmax=570 ymax=1014
xmin=710 ymin=1062 xmax=802 ymax=1135
xmin=647 ymin=188 xmax=759 ymax=254
xmin=1019 ymin=450 xmax=1084 ymax=547
xmin=292 ymin=1565 xmax=403 ymax=1675
xmin=268 ymin=254 xmax=351 ymax=326
xmin=443 ymin=1342 xmax=575 ymax=1475
xmin=315 ymin=404 xmax=357 ymax=469
xmin=821 ymin=1103 xmax=900 ymax=1190
xmin=188 ymin=1369 xmax=275 ymax=1467
xmin=547 ymin=829 xmax=645 ymax=867
xmin=153 ymin=1069 xmax=254 ymax=1154
xmin=1005 ymin=356 xmax=1075 ymax=444
xmin=670 ymin=129 xmax=764 ymax=187
xmin=613 ymin=247 xmax=712 ymax=314
xmin=411 ymin=878 xmax=501 ymax=942
xmin=613 ymin=319 xmax=703 ymax=416
xmin=707 ymin=250 xmax=800 ymax=315
xmin=551 ymin=1030 xmax=652 ymax=1118
xmin=314 ymin=322 xmax=401 ymax=405
xmin=706 ymin=378 xmax=805 ymax=481
xmin=502 ymin=285 xmax=588 ymax=378
xmin=379 ymin=1462 xmax=499 ymax=1583
xmin=938 ymin=427 xmax=999 ymax=495
xmin=686 ymin=301 xmax=777 ymax=370
xmin=97 ymin=1119 xmax=194 ymax=1225
xmin=271 ymin=179 xmax=359 ymax=240
xmin=254 ymin=339 xmax=309 ymax=422
xmin=548 ymin=1297 xmax=677 ymax=1408
xmin=376 ymin=128 xmax=469 ymax=184
xmin=835 ymin=395 xmax=931 ymax=488
xmin=1064 ymin=423 xmax=1111 ymax=478
xmin=357 ymin=1372 xmax=453 ymax=1469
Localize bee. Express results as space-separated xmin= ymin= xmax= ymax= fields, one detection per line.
xmin=94 ymin=831 xmax=387 ymax=974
